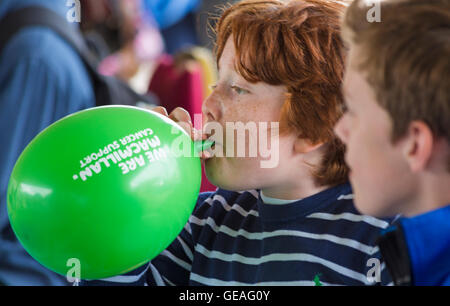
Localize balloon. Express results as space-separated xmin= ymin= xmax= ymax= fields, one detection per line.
xmin=7 ymin=105 xmax=204 ymax=280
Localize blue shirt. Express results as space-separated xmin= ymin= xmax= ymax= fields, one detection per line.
xmin=0 ymin=0 xmax=95 ymax=285
xmin=83 ymin=184 xmax=393 ymax=286
xmin=401 ymin=205 xmax=450 ymax=285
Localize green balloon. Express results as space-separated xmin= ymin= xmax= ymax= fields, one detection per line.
xmin=7 ymin=106 xmax=202 ymax=280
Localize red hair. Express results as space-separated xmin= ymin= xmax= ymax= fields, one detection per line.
xmin=214 ymin=0 xmax=348 ymax=186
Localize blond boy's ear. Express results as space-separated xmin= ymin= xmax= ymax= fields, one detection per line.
xmin=293 ymin=138 xmax=324 ymax=154
xmin=403 ymin=121 xmax=434 ymax=173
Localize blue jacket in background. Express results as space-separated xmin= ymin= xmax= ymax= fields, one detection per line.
xmin=143 ymin=0 xmax=200 ymax=29
xmin=0 ymin=0 xmax=95 ymax=285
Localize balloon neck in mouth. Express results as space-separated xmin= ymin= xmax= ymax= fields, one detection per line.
xmin=194 ymin=139 xmax=215 ymax=153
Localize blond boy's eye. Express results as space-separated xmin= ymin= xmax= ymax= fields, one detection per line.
xmin=210 ymin=84 xmax=218 ymax=90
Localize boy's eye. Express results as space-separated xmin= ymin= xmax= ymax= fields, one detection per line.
xmin=210 ymin=84 xmax=218 ymax=91
xmin=231 ymin=85 xmax=249 ymax=95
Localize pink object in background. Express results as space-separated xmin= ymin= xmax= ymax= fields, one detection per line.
xmin=98 ymin=54 xmax=121 ymax=76
xmin=148 ymin=54 xmax=216 ymax=192
xmin=148 ymin=54 xmax=202 ymax=115
xmin=98 ymin=0 xmax=164 ymax=77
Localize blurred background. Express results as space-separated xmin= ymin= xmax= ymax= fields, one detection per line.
xmin=80 ymin=0 xmax=224 ymax=93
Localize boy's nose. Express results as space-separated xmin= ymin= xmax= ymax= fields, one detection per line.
xmin=202 ymin=91 xmax=222 ymax=124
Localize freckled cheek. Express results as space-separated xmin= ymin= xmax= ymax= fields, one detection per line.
xmin=222 ymin=102 xmax=253 ymax=123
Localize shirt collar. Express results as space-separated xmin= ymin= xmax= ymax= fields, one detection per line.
xmin=257 ymin=183 xmax=352 ymax=222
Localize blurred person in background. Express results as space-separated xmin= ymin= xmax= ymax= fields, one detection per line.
xmin=80 ymin=0 xmax=164 ymax=89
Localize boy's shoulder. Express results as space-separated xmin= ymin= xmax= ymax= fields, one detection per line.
xmin=193 ymin=183 xmax=393 ymax=226
xmin=194 ymin=188 xmax=259 ymax=215
xmin=304 ymin=182 xmax=394 ymax=229
xmin=194 ymin=183 xmax=356 ymax=217
xmin=198 ymin=188 xmax=259 ymax=201
xmin=196 ymin=183 xmax=353 ymax=208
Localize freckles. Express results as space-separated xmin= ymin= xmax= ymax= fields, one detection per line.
xmin=223 ymin=99 xmax=249 ymax=122
xmin=223 ymin=94 xmax=276 ymax=124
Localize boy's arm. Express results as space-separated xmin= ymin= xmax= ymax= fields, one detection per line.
xmin=81 ymin=192 xmax=214 ymax=286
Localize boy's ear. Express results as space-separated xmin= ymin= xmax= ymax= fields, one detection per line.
xmin=403 ymin=120 xmax=434 ymax=172
xmin=293 ymin=137 xmax=324 ymax=154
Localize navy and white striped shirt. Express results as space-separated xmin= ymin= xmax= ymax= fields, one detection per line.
xmin=83 ymin=183 xmax=393 ymax=286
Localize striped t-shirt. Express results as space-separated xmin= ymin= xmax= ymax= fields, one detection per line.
xmin=82 ymin=183 xmax=393 ymax=286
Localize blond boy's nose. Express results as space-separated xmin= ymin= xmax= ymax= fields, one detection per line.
xmin=334 ymin=117 xmax=348 ymax=144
